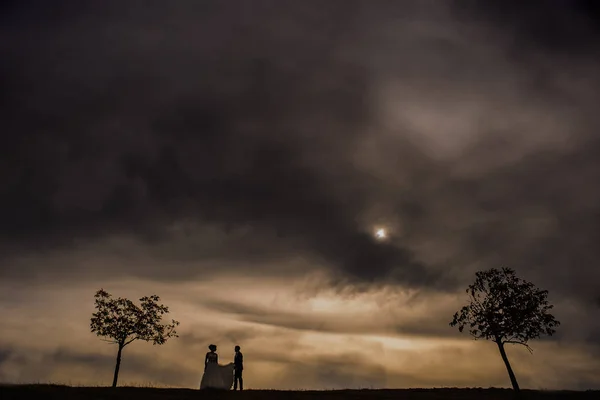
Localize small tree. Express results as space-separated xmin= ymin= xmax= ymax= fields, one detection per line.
xmin=90 ymin=289 xmax=180 ymax=387
xmin=450 ymin=267 xmax=559 ymax=392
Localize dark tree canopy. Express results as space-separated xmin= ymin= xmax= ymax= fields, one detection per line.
xmin=90 ymin=289 xmax=179 ymax=347
xmin=450 ymin=267 xmax=560 ymax=351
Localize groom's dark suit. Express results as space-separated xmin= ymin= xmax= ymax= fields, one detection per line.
xmin=234 ymin=350 xmax=243 ymax=390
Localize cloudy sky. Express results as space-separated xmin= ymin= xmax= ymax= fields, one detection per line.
xmin=1 ymin=0 xmax=600 ymax=390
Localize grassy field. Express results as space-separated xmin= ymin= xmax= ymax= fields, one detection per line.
xmin=1 ymin=385 xmax=599 ymax=400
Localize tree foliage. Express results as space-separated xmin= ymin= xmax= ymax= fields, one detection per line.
xmin=450 ymin=267 xmax=559 ymax=350
xmin=90 ymin=289 xmax=179 ymax=347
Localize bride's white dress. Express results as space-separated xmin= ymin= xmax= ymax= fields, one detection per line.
xmin=200 ymin=354 xmax=234 ymax=390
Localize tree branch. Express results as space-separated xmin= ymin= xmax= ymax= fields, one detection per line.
xmin=124 ymin=336 xmax=138 ymax=346
xmin=504 ymin=334 xmax=518 ymax=343
xmin=503 ymin=340 xmax=533 ymax=354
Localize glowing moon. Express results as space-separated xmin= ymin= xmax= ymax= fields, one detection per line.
xmin=375 ymin=228 xmax=386 ymax=239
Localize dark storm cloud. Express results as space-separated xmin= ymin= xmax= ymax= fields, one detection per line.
xmin=464 ymin=0 xmax=600 ymax=54
xmin=2 ymin=0 xmax=600 ymax=298
xmin=0 ymin=0 xmax=441 ymax=287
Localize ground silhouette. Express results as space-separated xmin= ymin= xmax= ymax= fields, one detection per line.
xmin=1 ymin=385 xmax=599 ymax=400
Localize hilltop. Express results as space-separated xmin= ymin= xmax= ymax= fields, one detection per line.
xmin=1 ymin=385 xmax=599 ymax=400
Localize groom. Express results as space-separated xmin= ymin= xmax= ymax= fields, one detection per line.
xmin=233 ymin=345 xmax=243 ymax=391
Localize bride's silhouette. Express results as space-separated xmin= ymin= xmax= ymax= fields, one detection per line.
xmin=199 ymin=344 xmax=234 ymax=390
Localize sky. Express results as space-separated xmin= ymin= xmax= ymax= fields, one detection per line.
xmin=1 ymin=0 xmax=600 ymax=390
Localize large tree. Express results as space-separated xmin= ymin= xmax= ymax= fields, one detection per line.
xmin=90 ymin=289 xmax=180 ymax=387
xmin=450 ymin=267 xmax=560 ymax=392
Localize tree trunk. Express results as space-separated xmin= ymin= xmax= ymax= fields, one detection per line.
xmin=497 ymin=341 xmax=520 ymax=392
xmin=112 ymin=343 xmax=124 ymax=388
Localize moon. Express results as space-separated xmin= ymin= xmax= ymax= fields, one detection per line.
xmin=375 ymin=228 xmax=387 ymax=239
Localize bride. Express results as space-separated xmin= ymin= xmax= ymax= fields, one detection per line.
xmin=199 ymin=344 xmax=234 ymax=390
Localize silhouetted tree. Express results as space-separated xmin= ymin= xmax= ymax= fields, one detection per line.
xmin=450 ymin=267 xmax=559 ymax=392
xmin=90 ymin=289 xmax=179 ymax=387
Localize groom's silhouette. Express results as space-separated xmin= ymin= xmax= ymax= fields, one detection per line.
xmin=233 ymin=345 xmax=243 ymax=391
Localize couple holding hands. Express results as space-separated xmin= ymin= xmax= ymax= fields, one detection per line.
xmin=199 ymin=344 xmax=244 ymax=390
